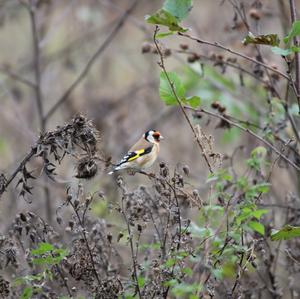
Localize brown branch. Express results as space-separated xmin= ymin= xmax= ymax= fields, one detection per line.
xmin=44 ymin=0 xmax=139 ymax=122
xmin=1 ymin=147 xmax=36 ymax=198
xmin=289 ymin=0 xmax=300 ymax=113
xmin=184 ymin=106 xmax=300 ymax=171
xmin=178 ymin=32 xmax=290 ymax=81
xmin=0 ymin=66 xmax=36 ymax=89
xmin=153 ymin=27 xmax=214 ymax=173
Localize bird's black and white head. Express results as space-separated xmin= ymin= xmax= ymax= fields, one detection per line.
xmin=144 ymin=130 xmax=164 ymax=143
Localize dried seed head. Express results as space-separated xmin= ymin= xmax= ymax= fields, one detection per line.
xmin=75 ymin=157 xmax=98 ymax=179
xmin=117 ymin=232 xmax=124 ymax=242
xmin=19 ymin=213 xmax=27 ymax=222
xmin=56 ymin=216 xmax=62 ymax=225
xmin=187 ymin=53 xmax=200 ymax=63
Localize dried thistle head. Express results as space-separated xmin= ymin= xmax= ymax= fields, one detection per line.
xmin=75 ymin=157 xmax=98 ymax=179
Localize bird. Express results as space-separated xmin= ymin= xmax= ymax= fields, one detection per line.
xmin=108 ymin=130 xmax=163 ymax=174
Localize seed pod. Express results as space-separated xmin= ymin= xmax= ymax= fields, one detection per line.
xmin=180 ymin=43 xmax=189 ymax=50
xmin=249 ymin=8 xmax=261 ymax=20
xmin=211 ymin=101 xmax=220 ymax=109
xmin=164 ymin=48 xmax=172 ymax=57
xmin=75 ymin=157 xmax=98 ymax=179
xmin=141 ymin=42 xmax=152 ymax=53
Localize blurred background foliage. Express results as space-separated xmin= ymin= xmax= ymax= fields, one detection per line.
xmin=1 ymin=0 xmax=300 ymax=298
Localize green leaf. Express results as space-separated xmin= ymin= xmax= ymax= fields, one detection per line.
xmin=159 ymin=71 xmax=186 ymax=105
xmin=284 ymin=20 xmax=300 ymax=45
xmin=252 ymin=209 xmax=268 ymax=219
xmin=31 ymin=242 xmax=54 ymax=255
xmin=20 ymin=287 xmax=33 ymax=299
xmin=271 ymin=225 xmax=300 ymax=241
xmin=156 ymin=31 xmax=175 ymax=38
xmin=248 ymin=221 xmax=265 ymax=236
xmin=243 ymin=32 xmax=280 ymax=47
xmin=138 ymin=276 xmax=145 ymax=288
xmin=271 ymin=47 xmax=293 ymax=56
xmin=163 ymin=0 xmax=193 ymax=21
xmin=145 ymin=9 xmax=188 ymax=32
xmin=251 ymin=146 xmax=267 ymax=157
xmin=186 ymin=96 xmax=201 ymax=108
xmin=165 ymin=258 xmax=176 ymax=267
xmin=182 ymin=267 xmax=193 ymax=277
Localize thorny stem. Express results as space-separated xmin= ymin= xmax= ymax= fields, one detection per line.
xmin=2 ymin=148 xmax=36 ymax=196
xmin=184 ymin=106 xmax=300 ymax=171
xmin=121 ymin=196 xmax=143 ymax=299
xmin=289 ymin=0 xmax=300 ymax=113
xmin=69 ymin=199 xmax=102 ymax=286
xmin=153 ymin=27 xmax=214 ymax=174
xmin=44 ymin=0 xmax=139 ymax=121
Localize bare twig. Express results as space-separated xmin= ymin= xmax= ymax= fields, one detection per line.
xmin=0 ymin=66 xmax=36 ymax=89
xmin=289 ymin=0 xmax=300 ymax=113
xmin=153 ymin=27 xmax=214 ymax=173
xmin=178 ymin=32 xmax=290 ymax=81
xmin=184 ymin=106 xmax=300 ymax=171
xmin=44 ymin=0 xmax=139 ymax=121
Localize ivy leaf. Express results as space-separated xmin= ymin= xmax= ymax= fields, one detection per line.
xmin=271 ymin=225 xmax=300 ymax=241
xmin=20 ymin=287 xmax=33 ymax=299
xmin=163 ymin=0 xmax=193 ymax=21
xmin=284 ymin=20 xmax=300 ymax=45
xmin=159 ymin=71 xmax=186 ymax=105
xmin=243 ymin=32 xmax=280 ymax=47
xmin=145 ymin=9 xmax=188 ymax=32
xmin=248 ymin=221 xmax=265 ymax=236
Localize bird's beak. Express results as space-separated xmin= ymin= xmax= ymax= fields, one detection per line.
xmin=159 ymin=135 xmax=164 ymax=140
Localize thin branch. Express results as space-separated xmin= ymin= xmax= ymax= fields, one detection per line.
xmin=1 ymin=147 xmax=36 ymax=197
xmin=178 ymin=32 xmax=290 ymax=81
xmin=153 ymin=27 xmax=214 ymax=173
xmin=0 ymin=66 xmax=36 ymax=89
xmin=184 ymin=106 xmax=300 ymax=171
xmin=44 ymin=0 xmax=139 ymax=121
xmin=289 ymin=0 xmax=300 ymax=113
xmin=28 ymin=2 xmax=45 ymax=132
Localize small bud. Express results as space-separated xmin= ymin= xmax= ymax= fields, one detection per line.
xmin=182 ymin=165 xmax=190 ymax=176
xmin=141 ymin=42 xmax=152 ymax=54
xmin=180 ymin=43 xmax=189 ymax=50
xmin=187 ymin=53 xmax=200 ymax=63
xmin=159 ymin=162 xmax=166 ymax=168
xmin=117 ymin=232 xmax=124 ymax=242
xmin=107 ymin=233 xmax=113 ymax=243
xmin=56 ymin=216 xmax=62 ymax=225
xmin=164 ymin=48 xmax=172 ymax=57
xmin=20 ymin=213 xmax=27 ymax=222
xmin=211 ymin=101 xmax=220 ymax=109
xmin=249 ymin=8 xmax=261 ymax=20
xmin=218 ymin=105 xmax=226 ymax=113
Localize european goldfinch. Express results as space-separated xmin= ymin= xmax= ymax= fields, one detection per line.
xmin=108 ymin=130 xmax=163 ymax=174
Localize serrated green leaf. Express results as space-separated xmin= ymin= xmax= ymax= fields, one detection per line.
xmin=243 ymin=32 xmax=280 ymax=46
xmin=159 ymin=71 xmax=185 ymax=105
xmin=271 ymin=225 xmax=300 ymax=241
xmin=145 ymin=9 xmax=188 ymax=32
xmin=284 ymin=20 xmax=300 ymax=45
xmin=163 ymin=0 xmax=193 ymax=21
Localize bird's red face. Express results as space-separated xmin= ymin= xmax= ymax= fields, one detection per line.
xmin=144 ymin=130 xmax=164 ymax=143
xmin=152 ymin=131 xmax=163 ymax=142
